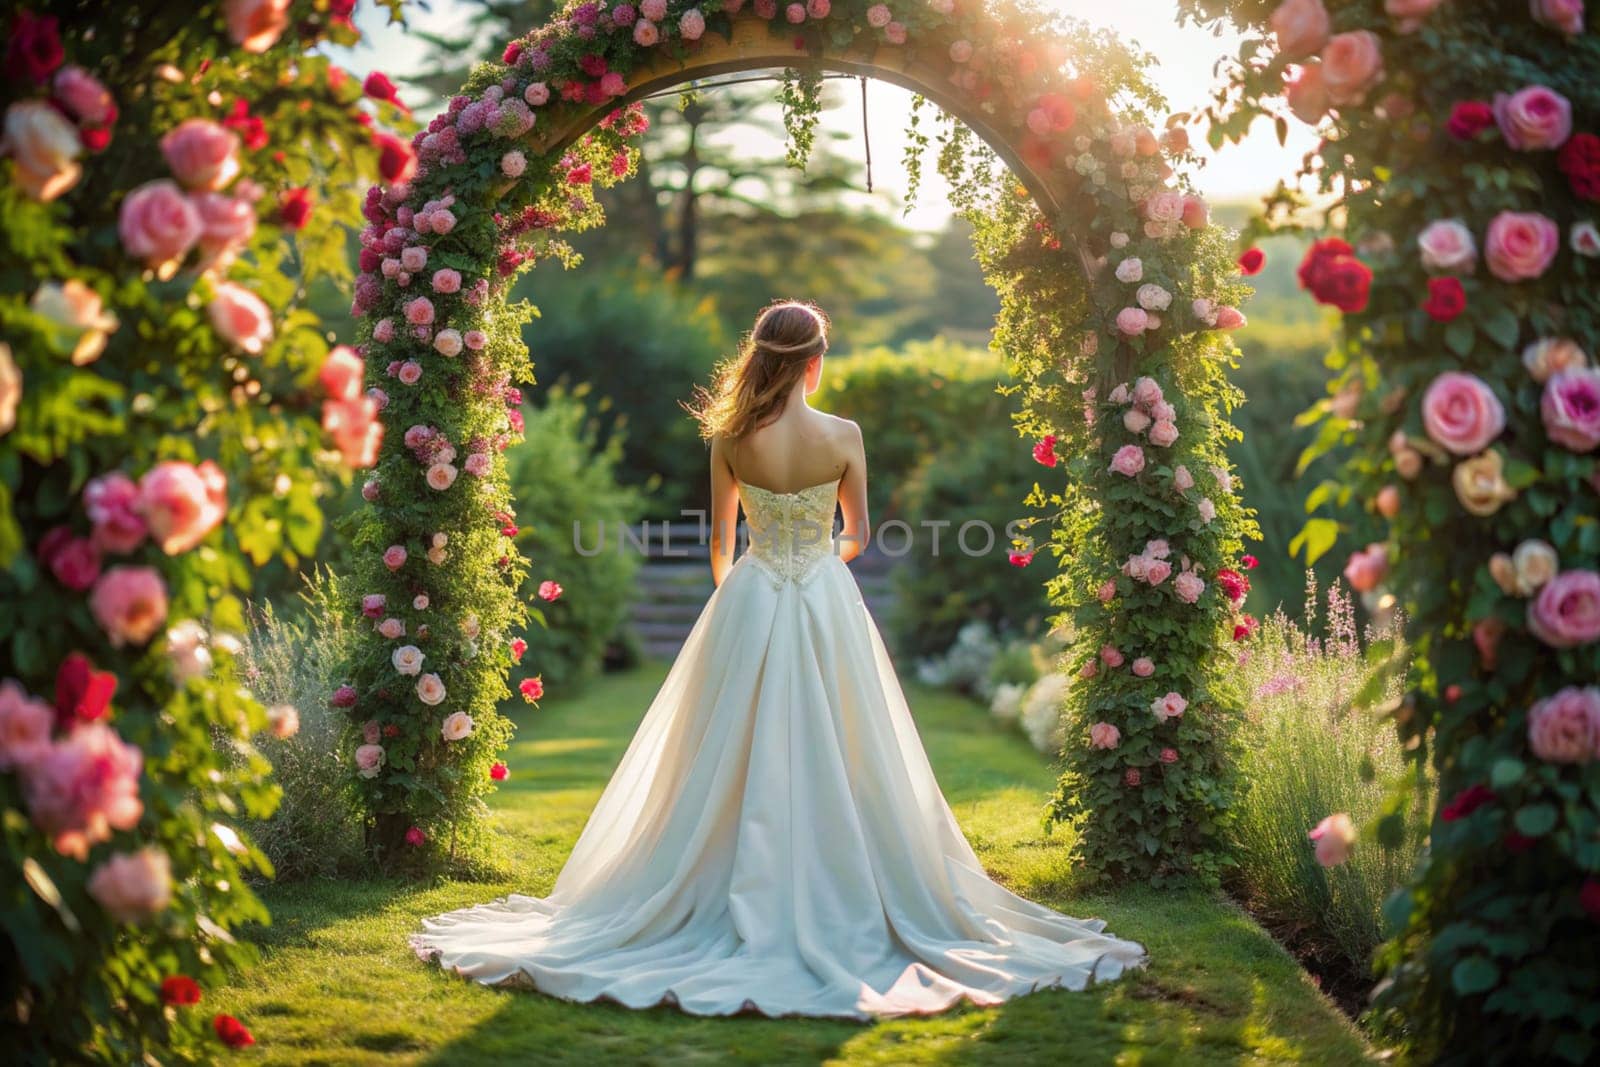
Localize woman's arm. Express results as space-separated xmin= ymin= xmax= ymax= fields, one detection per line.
xmin=707 ymin=435 xmax=740 ymax=587
xmin=836 ymin=420 xmax=870 ymax=565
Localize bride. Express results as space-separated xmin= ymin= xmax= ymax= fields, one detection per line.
xmin=411 ymin=300 xmax=1146 ymax=1018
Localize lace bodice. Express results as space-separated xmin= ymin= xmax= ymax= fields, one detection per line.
xmin=737 ymin=478 xmax=840 ymax=586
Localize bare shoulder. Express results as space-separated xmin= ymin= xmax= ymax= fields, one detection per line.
xmin=818 ymin=411 xmax=863 ymax=448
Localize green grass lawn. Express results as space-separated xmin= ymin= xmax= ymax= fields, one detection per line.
xmin=213 ymin=664 xmax=1373 ymax=1066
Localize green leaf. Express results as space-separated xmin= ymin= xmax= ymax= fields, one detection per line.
xmin=1289 ymin=518 xmax=1341 ymax=566
xmin=1451 ymin=956 xmax=1500 ymax=996
xmin=1490 ymin=759 xmax=1525 ymax=788
xmin=1514 ymin=804 xmax=1557 ymax=836
xmin=1444 ymin=319 xmax=1476 ymax=357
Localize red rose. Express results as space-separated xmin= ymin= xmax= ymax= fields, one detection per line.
xmin=55 ymin=652 xmax=117 ymax=728
xmin=1558 ymin=132 xmax=1600 ymax=202
xmin=519 ymin=675 xmax=544 ymax=703
xmin=1241 ymin=555 xmax=1259 ymax=570
xmin=362 ymin=72 xmax=409 ymax=114
xmin=1298 ymin=238 xmax=1372 ymax=313
xmin=1237 ymin=247 xmax=1266 ymax=275
xmin=578 ymin=53 xmax=608 ymax=77
xmin=1008 ymin=550 xmax=1035 ymax=567
xmin=222 ymin=100 xmax=268 ymax=151
xmin=8 ymin=11 xmax=63 ymax=85
xmin=510 ymin=637 xmax=527 ymax=663
xmin=1440 ymin=784 xmax=1495 ymax=823
xmin=1504 ymin=832 xmax=1536 ymax=855
xmin=1232 ymin=614 xmax=1259 ymax=641
xmin=160 ymin=975 xmax=202 ymax=1006
xmin=48 ymin=536 xmax=102 ymax=591
xmin=212 ymin=1014 xmax=254 ymax=1048
xmin=1582 ymin=879 xmax=1600 ymax=922
xmin=404 ymin=825 xmax=425 ymax=847
xmin=382 ymin=723 xmax=399 ymax=737
xmin=373 ymin=131 xmax=416 ymax=184
xmin=1422 ymin=276 xmax=1466 ymax=322
xmin=1446 ymin=100 xmax=1495 ymax=140
xmin=278 ymin=187 xmax=313 ymax=230
xmin=490 ymin=762 xmax=509 ymax=781
xmin=565 ymin=162 xmax=592 ymax=185
xmin=503 ymin=41 xmax=523 ymax=65
xmin=1216 ymin=568 xmax=1250 ymax=604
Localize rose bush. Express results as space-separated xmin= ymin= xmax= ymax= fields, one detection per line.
xmin=1 ymin=2 xmax=393 ymax=1060
xmin=1180 ymin=0 xmax=1600 ymax=1059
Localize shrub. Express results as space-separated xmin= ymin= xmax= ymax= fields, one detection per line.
xmin=1231 ymin=576 xmax=1424 ymax=977
xmin=238 ymin=572 xmax=365 ymax=881
xmin=506 ymin=385 xmax=646 ymax=691
xmin=519 ymin=265 xmax=728 ymax=513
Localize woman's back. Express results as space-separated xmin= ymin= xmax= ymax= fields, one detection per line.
xmin=726 ymin=407 xmax=851 ymax=494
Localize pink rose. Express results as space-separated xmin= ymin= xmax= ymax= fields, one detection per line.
xmin=464 ymin=452 xmax=491 ymax=477
xmin=1321 ymin=31 xmax=1383 ymax=106
xmin=1124 ymin=409 xmax=1152 ymax=435
xmin=1149 ymin=420 xmax=1179 ymax=448
xmin=1145 ymin=559 xmax=1173 ymax=586
xmin=1529 ymin=570 xmax=1600 ymax=647
xmin=1385 ymin=0 xmax=1444 ymax=31
xmin=372 ymin=318 xmax=396 ymax=343
xmin=1485 ymin=210 xmax=1560 ymax=281
xmin=0 ymin=681 xmax=54 ymax=772
xmin=633 ymin=18 xmax=660 ymax=46
xmin=362 ymin=719 xmax=381 ymax=745
xmin=84 ymin=472 xmax=147 ymax=554
xmin=1144 ymin=191 xmax=1185 ymax=223
xmin=1531 ymin=0 xmax=1586 ymax=35
xmin=681 ymin=8 xmax=707 ymax=36
xmin=397 ymin=361 xmax=422 ymax=385
xmin=1097 ymin=579 xmax=1117 ymax=603
xmin=1174 ymin=571 xmax=1205 ymax=604
xmin=355 ymin=743 xmax=385 ymax=778
xmin=1151 ymin=691 xmax=1188 ymax=722
xmin=383 ymin=545 xmax=407 ymax=571
xmin=87 ymin=847 xmax=172 ymax=923
xmin=161 ymin=119 xmax=239 ymax=190
xmin=191 ymin=191 xmax=256 ymax=268
xmin=400 ymin=246 xmax=427 ymax=272
xmin=1493 ymin=86 xmax=1573 ymax=151
xmin=404 ymin=297 xmax=435 ymax=325
xmin=139 ymin=461 xmax=224 ymax=554
xmin=1269 ymin=0 xmax=1330 ymax=59
xmin=433 ymin=328 xmax=463 ymax=358
xmin=207 ymin=281 xmax=273 ymax=354
xmin=1099 ymin=644 xmax=1125 ymax=669
xmin=118 ymin=179 xmax=202 ymax=270
xmin=1174 ymin=465 xmax=1195 ymax=491
xmin=2 ymin=100 xmax=83 ymax=202
xmin=378 ymin=618 xmax=405 ymax=640
xmin=330 ymin=684 xmax=358 ymax=708
xmin=1541 ymin=368 xmax=1600 ymax=452
xmin=1116 ymin=307 xmax=1149 ymax=336
xmin=464 ymin=330 xmax=487 ymax=351
xmin=1343 ymin=543 xmax=1390 ymax=593
xmin=362 ymin=477 xmax=381 ymax=501
xmin=1527 ymin=686 xmax=1600 ymax=763
xmin=885 ymin=21 xmax=907 ymax=43
xmin=47 ymin=535 xmax=100 ymax=591
xmin=1159 ymin=747 xmax=1179 ymax=765
xmin=54 ymin=66 xmax=115 ymax=126
xmin=1181 ymin=195 xmax=1209 ymax=230
xmin=1308 ymin=813 xmax=1356 ymax=867
xmin=431 ymin=268 xmax=461 ymax=294
xmin=524 ymin=82 xmax=550 ymax=106
xmin=1132 ymin=657 xmax=1154 ymax=678
xmin=223 ymin=0 xmax=291 ymax=52
xmin=1417 ymin=219 xmax=1477 ymax=273
xmin=1421 ymin=372 xmax=1506 ymax=455
xmin=1285 ymin=61 xmax=1328 ymax=125
xmin=1132 ymin=377 xmax=1163 ymax=409
xmin=361 ymin=593 xmax=386 ymax=619
xmin=426 ymin=463 xmax=459 ymax=491
xmin=1108 ymin=444 xmax=1146 ymax=477
xmin=1089 ymin=722 xmax=1121 ymax=749
xmin=26 ymin=723 xmax=143 ymax=859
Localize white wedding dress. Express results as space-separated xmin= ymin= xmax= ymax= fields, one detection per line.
xmin=411 ymin=477 xmax=1146 ymax=1019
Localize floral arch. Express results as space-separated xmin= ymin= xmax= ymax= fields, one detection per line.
xmin=344 ymin=0 xmax=1256 ymax=884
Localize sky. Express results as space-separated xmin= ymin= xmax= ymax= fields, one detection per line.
xmin=333 ymin=0 xmax=1313 ymax=230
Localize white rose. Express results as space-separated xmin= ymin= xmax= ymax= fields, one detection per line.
xmin=441 ymin=710 xmax=474 ymax=741
xmin=392 ymin=644 xmax=424 ymax=676
xmin=1571 ymin=221 xmax=1600 ymax=258
xmin=1521 ymin=338 xmax=1589 ymax=383
xmin=1136 ymin=283 xmax=1172 ymax=312
xmin=416 ymin=672 xmax=447 ymax=706
xmin=31 ymin=280 xmax=119 ymax=365
xmin=167 ymin=619 xmax=212 ymax=682
xmin=1198 ymin=498 xmax=1216 ymax=524
xmin=1115 ymin=257 xmax=1144 ymax=284
xmin=1109 ymin=231 xmax=1129 ymax=249
xmin=1512 ymin=539 xmax=1558 ymax=596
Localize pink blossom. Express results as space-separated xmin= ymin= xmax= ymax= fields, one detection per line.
xmin=464 ymin=452 xmax=491 ymax=477
xmin=1098 ymin=579 xmax=1117 ymax=604
xmin=1174 ymin=571 xmax=1205 ymax=604
xmin=1099 ymin=644 xmax=1125 ymax=669
xmin=331 ymin=684 xmax=358 ymax=708
xmin=1541 ymin=368 xmax=1600 ymax=452
xmin=400 ymin=246 xmax=427 ymax=272
xmin=361 ymin=594 xmax=387 ymax=619
xmin=427 ymin=463 xmax=459 ymax=491
xmin=1493 ymin=86 xmax=1573 ymax=151
xmin=3 ymin=101 xmax=82 ymax=202
xmin=1124 ymin=408 xmax=1151 ymax=434
xmin=885 ymin=20 xmax=907 ymax=42
xmin=0 ymin=681 xmax=54 ymax=772
xmin=1321 ymin=30 xmax=1383 ymax=106
xmin=1417 ymin=219 xmax=1477 ymax=273
xmin=207 ymin=282 xmax=273 ymax=354
xmin=1151 ymin=691 xmax=1188 ymax=722
xmin=372 ymin=318 xmax=395 ymax=343
xmin=160 ymin=119 xmax=240 ymax=190
xmin=1214 ymin=306 xmax=1247 ymax=330
xmin=680 ymin=8 xmax=706 ymax=37
xmin=383 ymin=545 xmax=407 ymax=571
xmin=1309 ymin=813 xmax=1356 ymax=867
xmin=1529 ymin=570 xmax=1600 ymax=648
xmin=1270 ymin=0 xmax=1330 ymax=59
xmin=1198 ymin=498 xmax=1216 ymax=524
xmin=118 ymin=179 xmax=201 ymax=270
xmin=404 ymin=424 xmax=435 ymax=450
xmin=1089 ymin=722 xmax=1121 ymax=749
xmin=1159 ymin=747 xmax=1179 ymax=764
xmin=1343 ymin=543 xmax=1390 ymax=593
xmin=1531 ymin=0 xmax=1586 ymax=35
xmin=397 ymin=361 xmax=422 ymax=385
xmin=378 ymin=618 xmax=405 ymax=640
xmin=1149 ymin=420 xmax=1179 ymax=448
xmin=524 ymin=82 xmax=550 ymax=106
xmin=1108 ymin=445 xmax=1146 ymax=477
xmin=633 ymin=18 xmax=659 ymax=45
xmin=192 ymin=191 xmax=256 ymax=267
xmin=53 ymin=66 xmax=115 ymax=126
xmin=404 ymin=297 xmax=435 ymax=325
xmin=949 ymin=39 xmax=973 ymax=63
xmin=1145 ymin=559 xmax=1173 ymax=586
xmin=355 ymin=743 xmax=385 ymax=778
xmin=1527 ymin=686 xmax=1600 ymax=763
xmin=87 ymin=847 xmax=172 ymax=923
xmin=25 ymin=722 xmax=144 ymax=859
xmin=431 ymin=209 xmax=457 ymax=235
xmin=431 ymin=268 xmax=461 ymax=294
xmin=501 ymin=150 xmax=527 ymax=177
xmin=1485 ymin=210 xmax=1561 ymax=281
xmin=1421 ymin=372 xmax=1506 ymax=455
xmin=1132 ymin=657 xmax=1155 ymax=678
xmin=84 ymin=472 xmax=147 ymax=554
xmin=434 ymin=328 xmax=463 ymax=358
xmin=1116 ymin=307 xmax=1148 ymax=336
xmin=223 ymin=0 xmax=291 ymax=52
xmin=139 ymin=461 xmax=224 ymax=555
xmin=464 ymin=330 xmax=487 ymax=350
xmin=867 ymin=3 xmax=891 ymax=26
xmin=1174 ymin=465 xmax=1194 ymax=491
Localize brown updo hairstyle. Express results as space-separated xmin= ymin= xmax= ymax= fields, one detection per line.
xmin=685 ymin=299 xmax=830 ymax=440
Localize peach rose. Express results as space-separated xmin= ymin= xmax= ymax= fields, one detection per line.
xmin=1522 ymin=338 xmax=1588 ymax=383
xmin=441 ymin=710 xmax=475 ymax=741
xmin=207 ymin=281 xmax=273 ymax=354
xmin=1174 ymin=571 xmax=1205 ymax=604
xmin=223 ymin=0 xmax=292 ymax=53
xmin=1526 ymin=686 xmax=1600 ymax=763
xmin=0 ymin=344 xmax=17 ymax=438
xmin=1089 ymin=722 xmax=1121 ymax=749
xmin=392 ymin=644 xmax=424 ymax=675
xmin=426 ymin=462 xmax=459 ymax=490
xmin=118 ymin=179 xmax=202 ymax=272
xmin=1513 ymin=539 xmax=1559 ymax=596
xmin=1490 ymin=552 xmax=1518 ymax=594
xmin=1108 ymin=444 xmax=1145 ymax=477
xmin=1421 ymin=372 xmax=1505 ymax=455
xmin=1285 ymin=62 xmax=1328 ymax=125
xmin=1099 ymin=644 xmax=1125 ymax=668
xmin=88 ymin=848 xmax=172 ymax=923
xmin=1269 ymin=0 xmax=1330 ymax=59
xmin=31 ymin=280 xmax=119 ymax=365
xmin=1149 ymin=420 xmax=1179 ymax=448
xmin=1174 ymin=465 xmax=1194 ymax=491
xmin=139 ymin=461 xmax=224 ymax=554
xmin=1453 ymin=451 xmax=1517 ymax=517
xmin=2 ymin=100 xmax=82 ymax=201
xmin=1385 ymin=0 xmax=1444 ymax=32
xmin=1343 ymin=543 xmax=1389 ymax=593
xmin=354 ymin=743 xmax=385 ymax=778
xmin=1132 ymin=657 xmax=1155 ymax=678
xmin=1493 ymin=86 xmax=1572 ymax=151
xmin=160 ymin=119 xmax=240 ymax=191
xmin=1417 ymin=219 xmax=1477 ymax=274
xmin=416 ymin=673 xmax=447 ymax=706
xmin=1485 ymin=210 xmax=1560 ymax=281
xmin=90 ymin=566 xmax=169 ymax=647
xmin=1116 ymin=307 xmax=1149 ymax=336
xmin=1376 ymin=485 xmax=1401 ymax=518
xmin=1321 ymin=31 xmax=1384 ymax=107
